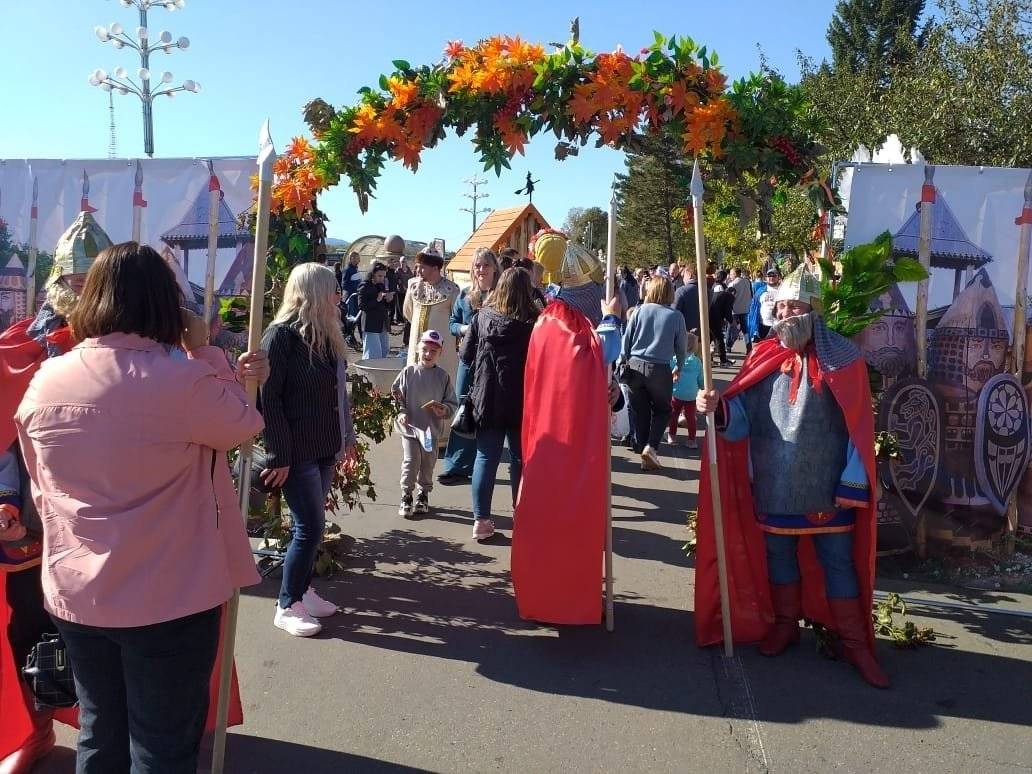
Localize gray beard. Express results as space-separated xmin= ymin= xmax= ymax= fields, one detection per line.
xmin=773 ymin=312 xmax=814 ymax=352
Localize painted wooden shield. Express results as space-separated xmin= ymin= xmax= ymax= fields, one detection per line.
xmin=877 ymin=378 xmax=942 ymax=519
xmin=975 ymin=373 xmax=1032 ymax=515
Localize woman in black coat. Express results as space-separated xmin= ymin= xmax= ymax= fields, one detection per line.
xmin=260 ymin=263 xmax=357 ymax=638
xmin=459 ymin=267 xmax=539 ymax=542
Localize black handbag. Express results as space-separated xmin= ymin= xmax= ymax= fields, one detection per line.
xmin=22 ymin=633 xmax=77 ymax=710
xmin=451 ymin=397 xmax=476 ymax=438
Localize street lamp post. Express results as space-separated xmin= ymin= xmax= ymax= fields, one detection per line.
xmin=89 ymin=0 xmax=199 ymax=157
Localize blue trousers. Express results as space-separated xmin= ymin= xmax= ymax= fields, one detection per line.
xmin=441 ymin=361 xmax=476 ymax=476
xmin=764 ymin=531 xmax=859 ymax=599
xmin=279 ymin=457 xmax=335 ymax=608
xmin=472 ymin=426 xmax=522 ymax=520
xmin=362 ymin=330 xmax=389 ymax=360
xmin=55 ymin=606 xmax=221 ymax=774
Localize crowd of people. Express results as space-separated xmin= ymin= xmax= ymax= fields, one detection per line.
xmin=0 ymin=218 xmax=890 ymax=773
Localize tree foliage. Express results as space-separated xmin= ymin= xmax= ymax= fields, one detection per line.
xmin=562 ymin=206 xmax=608 ymax=254
xmin=802 ymin=0 xmax=1032 ymax=166
xmin=827 ymin=0 xmax=929 ymax=77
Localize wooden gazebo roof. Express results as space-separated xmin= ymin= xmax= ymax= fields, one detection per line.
xmin=450 ymin=203 xmax=549 ymax=274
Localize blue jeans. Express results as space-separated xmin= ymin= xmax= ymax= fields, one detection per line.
xmin=279 ymin=457 xmax=334 ymax=608
xmin=764 ymin=531 xmax=859 ymax=599
xmin=442 ymin=362 xmax=475 ymax=476
xmin=472 ymin=426 xmax=522 ymax=520
xmin=54 ymin=606 xmax=221 ymax=774
xmin=362 ymin=330 xmax=389 ymax=360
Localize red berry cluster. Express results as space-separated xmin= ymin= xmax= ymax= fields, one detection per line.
xmin=769 ymin=135 xmax=802 ymax=167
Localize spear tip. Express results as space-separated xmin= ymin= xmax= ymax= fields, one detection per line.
xmin=690 ymin=158 xmax=703 ymax=199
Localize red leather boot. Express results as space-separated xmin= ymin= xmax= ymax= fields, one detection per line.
xmin=829 ymin=598 xmax=890 ymax=689
xmin=0 ymin=685 xmax=56 ymax=774
xmin=759 ymin=583 xmax=801 ymax=656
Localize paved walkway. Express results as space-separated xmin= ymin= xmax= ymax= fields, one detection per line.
xmin=41 ymin=356 xmax=1032 ymax=773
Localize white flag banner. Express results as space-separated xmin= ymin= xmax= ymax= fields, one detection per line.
xmin=844 ymin=163 xmax=1031 ymax=310
xmin=0 ymin=156 xmax=256 ymax=293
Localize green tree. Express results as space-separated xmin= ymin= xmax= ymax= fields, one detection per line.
xmin=562 ymin=206 xmax=608 ymax=254
xmin=827 ymin=0 xmax=928 ymax=77
xmin=802 ymin=0 xmax=1032 ymax=167
xmin=614 ymin=141 xmax=693 ymax=268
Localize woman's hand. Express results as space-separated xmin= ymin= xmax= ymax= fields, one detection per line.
xmin=261 ymin=466 xmax=290 ymax=488
xmin=236 ymin=351 xmax=270 ymax=385
xmin=180 ymin=308 xmax=210 ymax=352
xmin=696 ymin=388 xmax=720 ymax=414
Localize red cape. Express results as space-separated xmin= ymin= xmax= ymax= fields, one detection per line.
xmin=512 ymin=301 xmax=609 ymax=624
xmin=0 ymin=317 xmax=243 ymax=758
xmin=694 ymin=336 xmax=878 ymax=648
xmin=0 ymin=317 xmax=75 ymax=450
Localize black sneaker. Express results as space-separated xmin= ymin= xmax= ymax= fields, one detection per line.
xmin=437 ymin=472 xmax=469 ymax=485
xmin=414 ymin=493 xmax=429 ymax=514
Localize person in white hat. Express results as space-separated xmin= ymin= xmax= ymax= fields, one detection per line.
xmin=695 ymin=263 xmax=889 ymax=688
xmin=391 ymin=330 xmax=457 ymax=517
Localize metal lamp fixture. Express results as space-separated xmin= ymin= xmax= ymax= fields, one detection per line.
xmin=89 ymin=0 xmax=197 ymax=156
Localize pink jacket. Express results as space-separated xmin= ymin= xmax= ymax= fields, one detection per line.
xmin=14 ymin=333 xmax=263 ymax=628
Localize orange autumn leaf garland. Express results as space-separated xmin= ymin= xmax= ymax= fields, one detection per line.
xmin=279 ymin=32 xmax=826 ymax=217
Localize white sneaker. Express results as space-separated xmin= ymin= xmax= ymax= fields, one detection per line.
xmin=664 ymin=431 xmax=676 ymax=445
xmin=302 ymin=587 xmax=339 ymax=618
xmin=273 ymin=602 xmax=322 ymax=637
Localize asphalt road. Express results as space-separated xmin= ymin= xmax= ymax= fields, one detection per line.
xmin=40 ymin=358 xmax=1032 ymax=774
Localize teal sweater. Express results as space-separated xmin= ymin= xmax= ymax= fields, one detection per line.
xmin=670 ymin=353 xmax=705 ymax=400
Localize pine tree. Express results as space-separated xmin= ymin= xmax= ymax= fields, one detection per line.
xmin=827 ymin=0 xmax=928 ymax=78
xmin=614 ymin=145 xmax=692 ymax=268
xmin=562 ymin=206 xmax=609 ymax=254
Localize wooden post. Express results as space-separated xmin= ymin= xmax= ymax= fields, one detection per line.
xmin=604 ymin=185 xmax=617 ymax=633
xmin=25 ymin=178 xmax=38 ymax=316
xmin=914 ymin=164 xmax=935 ymax=558
xmin=203 ymin=160 xmax=221 ymax=322
xmin=131 ymin=160 xmax=145 ymax=244
xmin=1005 ymin=170 xmax=1032 ymax=552
xmin=210 ymin=121 xmax=276 ymax=774
xmin=691 ymin=160 xmax=734 ymax=658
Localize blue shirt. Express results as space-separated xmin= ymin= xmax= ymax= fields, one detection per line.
xmin=621 ymin=303 xmax=688 ymax=365
xmin=670 ymin=353 xmax=705 ymax=400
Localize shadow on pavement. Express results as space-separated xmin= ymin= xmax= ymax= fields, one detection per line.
xmin=223 ymin=733 xmax=433 ymax=773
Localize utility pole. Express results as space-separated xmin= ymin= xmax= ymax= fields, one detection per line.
xmin=461 ymin=174 xmax=491 ymax=233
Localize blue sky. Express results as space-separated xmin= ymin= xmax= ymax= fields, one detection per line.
xmin=2 ymin=0 xmax=834 ymax=250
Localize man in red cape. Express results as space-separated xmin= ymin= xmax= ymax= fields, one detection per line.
xmin=1 ymin=222 xmax=251 ymax=770
xmin=695 ymin=264 xmax=888 ymax=688
xmin=512 ymin=233 xmax=622 ymax=624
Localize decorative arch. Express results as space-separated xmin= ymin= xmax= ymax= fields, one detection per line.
xmin=269 ymin=33 xmax=832 ymax=219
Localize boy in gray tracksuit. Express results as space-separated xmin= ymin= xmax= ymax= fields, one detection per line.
xmin=391 ymin=330 xmax=458 ymax=516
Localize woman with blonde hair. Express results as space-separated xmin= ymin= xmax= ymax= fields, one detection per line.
xmin=619 ymin=275 xmax=688 ymax=470
xmin=439 ymin=247 xmax=500 ymax=485
xmin=261 ymin=262 xmax=357 ymax=637
xmin=460 ymin=267 xmax=539 ymax=541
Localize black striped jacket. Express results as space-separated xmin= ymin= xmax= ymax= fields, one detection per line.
xmin=259 ymin=323 xmax=342 ymax=467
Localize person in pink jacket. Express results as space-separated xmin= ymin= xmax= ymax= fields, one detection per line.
xmin=14 ymin=242 xmax=266 ymax=774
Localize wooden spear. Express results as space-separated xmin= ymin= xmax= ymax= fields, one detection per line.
xmin=203 ymin=160 xmax=221 ymax=322
xmin=691 ymin=160 xmax=733 ymax=657
xmin=604 ymin=182 xmax=617 ymax=633
xmin=210 ymin=120 xmax=276 ymax=774
xmin=1005 ymin=169 xmax=1032 ymax=551
xmin=914 ymin=164 xmax=935 ymax=558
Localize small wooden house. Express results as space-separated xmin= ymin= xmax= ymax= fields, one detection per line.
xmin=448 ymin=204 xmax=550 ymax=286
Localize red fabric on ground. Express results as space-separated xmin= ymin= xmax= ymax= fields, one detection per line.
xmin=694 ymin=337 xmax=878 ymax=649
xmin=512 ymin=301 xmax=609 ymax=624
